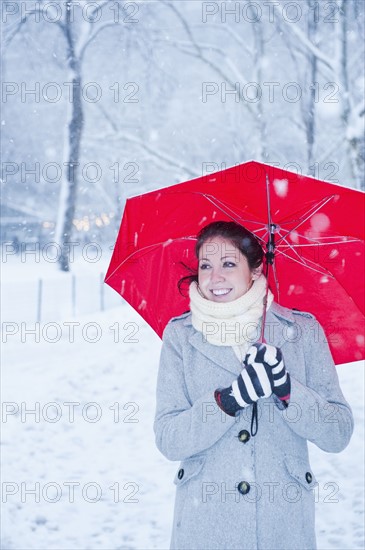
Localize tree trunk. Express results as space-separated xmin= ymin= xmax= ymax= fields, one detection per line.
xmin=55 ymin=0 xmax=84 ymax=271
xmin=337 ymin=0 xmax=361 ymax=188
xmin=305 ymin=1 xmax=318 ymax=173
xmin=250 ymin=12 xmax=267 ymax=162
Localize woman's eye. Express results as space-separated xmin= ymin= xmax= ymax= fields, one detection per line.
xmin=199 ymin=262 xmax=235 ymax=269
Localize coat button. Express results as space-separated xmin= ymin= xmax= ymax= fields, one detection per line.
xmin=177 ymin=468 xmax=184 ymax=480
xmin=237 ymin=481 xmax=250 ymax=495
xmin=305 ymin=472 xmax=313 ymax=484
xmin=238 ymin=430 xmax=250 ymax=443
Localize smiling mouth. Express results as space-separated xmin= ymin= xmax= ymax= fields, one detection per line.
xmin=210 ymin=289 xmax=232 ymax=296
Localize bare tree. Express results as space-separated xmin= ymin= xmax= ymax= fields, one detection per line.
xmin=335 ymin=0 xmax=364 ymax=187
xmin=159 ymin=1 xmax=271 ymax=161
xmin=159 ymin=0 xmax=364 ymax=188
xmin=304 ymin=0 xmax=318 ymax=172
xmin=272 ymin=0 xmax=364 ymax=187
xmin=2 ymin=0 xmax=136 ymax=270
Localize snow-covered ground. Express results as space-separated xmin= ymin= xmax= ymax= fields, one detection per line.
xmin=1 ymin=253 xmax=364 ymax=549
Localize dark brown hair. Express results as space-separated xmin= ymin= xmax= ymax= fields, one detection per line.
xmin=178 ymin=221 xmax=264 ymax=296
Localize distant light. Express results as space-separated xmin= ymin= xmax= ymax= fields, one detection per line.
xmin=101 ymin=213 xmax=110 ymax=225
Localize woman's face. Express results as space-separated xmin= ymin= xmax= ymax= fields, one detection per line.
xmin=198 ymin=236 xmax=260 ymax=302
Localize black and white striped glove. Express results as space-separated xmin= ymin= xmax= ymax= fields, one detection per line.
xmin=215 ymin=345 xmax=275 ymax=417
xmin=252 ymin=343 xmax=291 ymax=401
xmin=214 ymin=343 xmax=290 ymax=417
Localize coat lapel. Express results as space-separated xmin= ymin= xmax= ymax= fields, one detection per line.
xmin=187 ymin=330 xmax=241 ymax=376
xmin=183 ymin=302 xmax=296 ymax=376
xmin=263 ymin=303 xmax=296 ymax=348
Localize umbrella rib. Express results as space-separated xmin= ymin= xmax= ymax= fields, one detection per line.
xmin=280 ymin=247 xmax=365 ymax=318
xmin=271 ymin=260 xmax=280 ymax=303
xmin=201 ymin=193 xmax=269 ymax=247
xmin=274 ymin=196 xmax=336 ymax=228
xmin=276 ymin=238 xmax=365 ymax=314
xmin=203 ymin=193 xmax=361 ymax=255
xmin=275 ymin=248 xmax=335 ymax=278
xmin=274 ymin=229 xmax=336 ymax=280
xmin=265 ymin=174 xmax=273 ymax=229
xmin=248 ymin=228 xmax=267 ymax=246
xmin=201 ymin=194 xmax=267 ymax=227
xmin=276 ymin=229 xmax=313 ymax=267
xmin=275 ymin=195 xmax=337 ymax=245
xmin=277 ymin=238 xmax=362 ymax=248
xmin=280 ymin=232 xmax=363 ymax=246
xmin=106 ymin=237 xmax=197 ymax=279
xmin=241 ymin=224 xmax=270 ymax=246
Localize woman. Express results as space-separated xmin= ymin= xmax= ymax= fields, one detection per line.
xmin=153 ymin=221 xmax=354 ymax=550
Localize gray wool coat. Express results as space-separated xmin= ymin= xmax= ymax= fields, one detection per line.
xmin=153 ymin=302 xmax=354 ymax=550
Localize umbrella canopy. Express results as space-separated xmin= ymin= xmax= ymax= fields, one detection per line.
xmin=105 ymin=161 xmax=365 ymax=365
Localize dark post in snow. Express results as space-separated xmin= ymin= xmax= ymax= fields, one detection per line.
xmin=37 ymin=278 xmax=43 ymax=323
xmin=100 ymin=272 xmax=105 ymax=311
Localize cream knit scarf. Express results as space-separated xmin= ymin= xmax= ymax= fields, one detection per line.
xmin=189 ymin=274 xmax=273 ymax=362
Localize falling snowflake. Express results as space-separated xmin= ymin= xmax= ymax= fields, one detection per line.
xmin=273 ymin=178 xmax=288 ymax=198
xmin=356 ymin=335 xmax=365 ymax=346
xmin=310 ymin=213 xmax=330 ymax=232
xmin=289 ymin=230 xmax=299 ymax=243
xmin=288 ymin=284 xmax=295 ymax=295
xmin=288 ymin=285 xmax=304 ymax=295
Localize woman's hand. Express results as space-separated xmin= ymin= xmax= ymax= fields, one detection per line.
xmin=248 ymin=343 xmax=291 ymax=401
xmin=215 ymin=346 xmax=274 ymax=416
xmin=214 ymin=343 xmax=290 ymax=417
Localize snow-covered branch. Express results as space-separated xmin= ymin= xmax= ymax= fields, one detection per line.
xmin=272 ymin=2 xmax=334 ymax=71
xmin=95 ymin=131 xmax=199 ymax=178
xmin=191 ymin=23 xmax=253 ymax=59
xmin=156 ymin=3 xmax=256 ymax=118
xmin=2 ymin=4 xmax=64 ymax=51
xmin=78 ymin=21 xmax=119 ymax=62
xmin=156 ymin=38 xmax=251 ymax=87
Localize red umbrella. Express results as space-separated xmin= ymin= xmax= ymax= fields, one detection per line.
xmin=105 ymin=161 xmax=365 ymax=365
